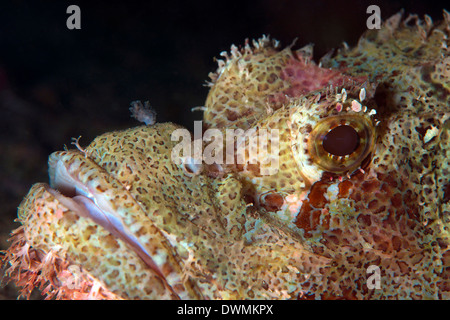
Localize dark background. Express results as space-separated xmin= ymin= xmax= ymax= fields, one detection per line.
xmin=0 ymin=0 xmax=446 ymax=299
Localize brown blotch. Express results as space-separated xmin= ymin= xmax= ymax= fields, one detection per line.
xmin=444 ymin=183 xmax=450 ymax=203
xmin=260 ymin=192 xmax=284 ymax=212
xmin=294 ymin=203 xmax=314 ymax=235
xmin=295 ymin=182 xmax=331 ymax=235
xmin=308 ymin=181 xmax=329 ymax=208
xmin=361 ymin=180 xmax=381 ymax=193
xmin=357 ymin=214 xmax=371 ymax=226
xmin=383 ymin=174 xmax=399 ymax=188
xmin=397 ymin=261 xmax=410 ymax=275
xmin=380 ymin=182 xmax=394 ymax=196
xmin=367 ymin=199 xmax=379 ymax=210
xmin=225 ymin=110 xmax=239 ymax=122
xmin=338 ymin=180 xmax=353 ymax=198
xmin=246 ymin=163 xmax=261 ymax=176
xmin=391 ymin=193 xmax=403 ymax=208
xmin=392 ymin=236 xmax=402 ymax=252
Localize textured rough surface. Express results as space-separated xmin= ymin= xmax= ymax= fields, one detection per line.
xmin=1 ymin=12 xmax=449 ymax=299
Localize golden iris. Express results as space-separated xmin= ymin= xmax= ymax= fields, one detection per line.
xmin=308 ymin=115 xmax=376 ymax=173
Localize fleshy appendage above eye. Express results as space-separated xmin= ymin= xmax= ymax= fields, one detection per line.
xmin=308 ymin=115 xmax=376 ymax=174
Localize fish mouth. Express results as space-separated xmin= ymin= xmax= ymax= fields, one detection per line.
xmin=45 ymin=151 xmax=180 ymax=297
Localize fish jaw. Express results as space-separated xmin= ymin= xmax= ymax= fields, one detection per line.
xmin=4 ymin=150 xmax=202 ymax=299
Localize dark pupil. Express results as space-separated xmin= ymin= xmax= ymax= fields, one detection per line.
xmin=322 ymin=125 xmax=360 ymax=156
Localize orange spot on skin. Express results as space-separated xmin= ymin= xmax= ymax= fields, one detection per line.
xmin=295 ymin=202 xmax=314 ymax=235
xmin=307 ymin=181 xmax=329 ymax=208
xmin=338 ymin=180 xmax=353 ymax=198
xmin=261 ymin=192 xmax=284 ymax=212
xmin=294 ymin=181 xmax=331 ymax=236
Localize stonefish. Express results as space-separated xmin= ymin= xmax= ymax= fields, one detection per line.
xmin=1 ymin=11 xmax=449 ymax=299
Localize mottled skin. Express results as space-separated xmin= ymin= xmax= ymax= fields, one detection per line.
xmin=1 ymin=12 xmax=449 ymax=299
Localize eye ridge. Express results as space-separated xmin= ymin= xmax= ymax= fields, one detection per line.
xmin=322 ymin=125 xmax=360 ymax=157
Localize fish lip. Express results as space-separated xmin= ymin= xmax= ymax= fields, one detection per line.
xmin=46 ymin=151 xmax=172 ymax=287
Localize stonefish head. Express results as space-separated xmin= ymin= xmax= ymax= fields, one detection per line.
xmin=1 ymin=11 xmax=449 ymax=299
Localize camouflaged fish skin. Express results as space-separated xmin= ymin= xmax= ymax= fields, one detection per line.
xmin=1 ymin=11 xmax=449 ymax=299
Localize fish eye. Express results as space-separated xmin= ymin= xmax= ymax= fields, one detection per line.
xmin=308 ymin=115 xmax=376 ymax=173
xmin=322 ymin=125 xmax=360 ymax=157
